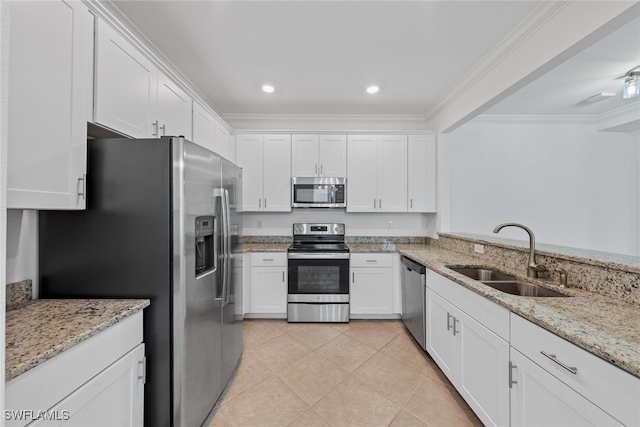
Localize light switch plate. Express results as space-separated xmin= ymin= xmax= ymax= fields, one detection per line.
xmin=474 ymin=244 xmax=485 ymax=254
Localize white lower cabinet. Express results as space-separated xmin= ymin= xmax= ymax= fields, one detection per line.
xmin=426 ymin=269 xmax=510 ymax=427
xmin=6 ymin=312 xmax=145 ymax=427
xmin=510 ymin=348 xmax=622 ymax=427
xmin=510 ymin=313 xmax=639 ymax=427
xmin=350 ymin=253 xmax=393 ymax=316
xmin=248 ymin=253 xmax=287 ymax=317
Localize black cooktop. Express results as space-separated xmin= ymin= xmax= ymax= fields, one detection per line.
xmin=287 ymin=242 xmax=349 ymax=253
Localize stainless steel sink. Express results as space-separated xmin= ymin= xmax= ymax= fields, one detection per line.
xmin=480 ymin=280 xmax=568 ymax=297
xmin=447 ymin=266 xmax=569 ymax=298
xmin=447 ymin=267 xmax=515 ymax=282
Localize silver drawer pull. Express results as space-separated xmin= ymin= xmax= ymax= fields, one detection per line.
xmin=540 ymin=351 xmax=578 ymax=375
xmin=366 ymin=260 xmax=377 ymax=263
xmin=263 ymin=258 xmax=274 ymax=262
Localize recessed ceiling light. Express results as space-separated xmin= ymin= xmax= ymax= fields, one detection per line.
xmin=366 ymin=86 xmax=379 ymax=94
xmin=262 ymin=85 xmax=275 ymax=93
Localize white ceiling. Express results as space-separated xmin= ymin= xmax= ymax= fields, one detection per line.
xmin=111 ymin=1 xmax=639 ymax=119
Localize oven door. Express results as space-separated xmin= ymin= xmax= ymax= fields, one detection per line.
xmin=288 ymin=254 xmax=349 ymax=302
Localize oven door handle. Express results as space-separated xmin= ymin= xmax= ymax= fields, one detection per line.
xmin=287 ymin=253 xmax=350 ymax=260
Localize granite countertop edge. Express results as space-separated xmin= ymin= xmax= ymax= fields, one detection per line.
xmin=6 ymin=299 xmax=150 ymax=381
xmin=395 ymin=244 xmax=640 ymax=379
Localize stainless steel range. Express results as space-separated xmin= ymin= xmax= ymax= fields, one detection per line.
xmin=287 ymin=223 xmax=350 ymax=322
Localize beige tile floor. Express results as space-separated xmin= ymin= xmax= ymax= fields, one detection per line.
xmin=209 ymin=319 xmax=483 ymax=427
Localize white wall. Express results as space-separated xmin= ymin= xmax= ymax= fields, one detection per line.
xmin=6 ymin=210 xmax=38 ymax=295
xmin=243 ymin=211 xmax=435 ymax=237
xmin=444 ymin=117 xmax=639 ymax=256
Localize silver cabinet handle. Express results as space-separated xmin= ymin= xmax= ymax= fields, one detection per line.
xmin=152 ymin=120 xmax=159 ymax=137
xmin=410 ymin=198 xmax=413 ymax=209
xmin=446 ymin=313 xmax=453 ymax=331
xmin=263 ymin=258 xmax=274 ymax=262
xmin=160 ymin=124 xmax=166 ymax=136
xmin=282 ymin=271 xmax=285 ymax=282
xmin=320 ymin=164 xmax=323 ymax=175
xmin=352 ymin=272 xmax=355 ymax=283
xmin=265 ymin=198 xmax=267 ymax=208
xmin=77 ymin=174 xmax=86 ymax=199
xmin=379 ymin=198 xmax=382 ymax=209
xmin=259 ymin=198 xmax=262 ymax=208
xmin=540 ymin=351 xmax=578 ymax=375
xmin=452 ymin=317 xmax=460 ymax=336
xmin=509 ymin=361 xmax=517 ymax=388
xmin=138 ymin=357 xmax=147 ymax=383
xmin=374 ymin=199 xmax=377 ymax=209
xmin=315 ymin=164 xmax=318 ymax=175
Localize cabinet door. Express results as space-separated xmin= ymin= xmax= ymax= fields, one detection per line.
xmin=458 ymin=313 xmax=510 ymax=427
xmin=319 ymin=135 xmax=347 ymax=177
xmin=350 ymin=267 xmax=393 ymax=315
xmin=156 ymin=73 xmax=192 ymax=140
xmin=347 ymin=135 xmax=378 ymax=212
xmin=408 ymin=135 xmax=436 ymax=212
xmin=510 ymin=349 xmax=623 ymax=427
xmin=250 ymin=267 xmax=287 ymax=314
xmin=426 ymin=289 xmax=458 ymax=379
xmin=95 ymin=18 xmax=157 ymax=138
xmin=377 ymin=135 xmax=407 ymax=212
xmin=192 ymin=102 xmax=216 ymax=152
xmin=8 ymin=0 xmax=93 ymax=209
xmin=262 ymin=135 xmax=292 ymax=212
xmin=31 ymin=344 xmax=145 ymax=427
xmin=236 ymin=135 xmax=264 ymax=211
xmin=291 ymin=135 xmax=319 ymax=177
xmin=214 ymin=118 xmax=231 ymax=160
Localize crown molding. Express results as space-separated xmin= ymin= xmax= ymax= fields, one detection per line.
xmin=471 ymin=115 xmax=596 ymax=124
xmin=85 ymin=0 xmax=232 ymax=132
xmin=224 ymin=113 xmax=435 ymax=134
xmin=597 ymin=101 xmax=640 ymax=132
xmin=424 ymin=1 xmax=570 ymax=123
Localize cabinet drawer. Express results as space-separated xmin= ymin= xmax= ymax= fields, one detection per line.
xmin=427 ymin=269 xmax=509 ymax=341
xmin=350 ymin=253 xmax=392 ymax=268
xmin=251 ymin=252 xmax=287 ymax=267
xmin=511 ymin=313 xmax=640 ymax=426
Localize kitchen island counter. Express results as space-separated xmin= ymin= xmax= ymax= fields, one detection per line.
xmin=6 ymin=298 xmax=149 ymax=381
xmin=396 ymin=243 xmax=640 ymax=378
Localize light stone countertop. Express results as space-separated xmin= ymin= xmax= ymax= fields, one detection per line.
xmin=243 ymin=243 xmax=290 ymax=252
xmin=396 ymin=244 xmax=640 ymax=378
xmin=6 ymin=299 xmax=150 ymax=381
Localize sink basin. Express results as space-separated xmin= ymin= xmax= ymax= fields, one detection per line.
xmin=447 ymin=267 xmax=516 ymax=282
xmin=481 ymin=280 xmax=568 ymax=297
xmin=446 ymin=266 xmax=568 ymax=298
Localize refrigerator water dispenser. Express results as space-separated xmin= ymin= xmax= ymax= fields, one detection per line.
xmin=195 ymin=215 xmax=215 ymax=276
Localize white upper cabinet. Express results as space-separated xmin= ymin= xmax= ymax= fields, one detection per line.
xmin=291 ymin=135 xmax=347 ymax=177
xmin=94 ymin=18 xmax=191 ymax=139
xmin=156 ymin=73 xmax=192 ymax=140
xmin=94 ymin=18 xmax=157 ymax=138
xmin=236 ymin=134 xmax=291 ymax=212
xmin=7 ymin=0 xmax=93 ymax=209
xmin=192 ymin=102 xmax=232 ymax=160
xmin=347 ymin=135 xmax=407 ymax=212
xmin=408 ymin=135 xmax=437 ymax=212
xmin=192 ymin=102 xmax=217 ymax=152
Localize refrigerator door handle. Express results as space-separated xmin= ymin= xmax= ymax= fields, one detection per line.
xmin=213 ymin=188 xmax=224 ymax=301
xmin=221 ymin=188 xmax=232 ymax=306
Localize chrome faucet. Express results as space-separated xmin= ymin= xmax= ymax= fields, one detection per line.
xmin=493 ymin=223 xmax=547 ymax=278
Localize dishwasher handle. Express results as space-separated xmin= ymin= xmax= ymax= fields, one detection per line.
xmin=401 ymin=256 xmax=427 ymax=274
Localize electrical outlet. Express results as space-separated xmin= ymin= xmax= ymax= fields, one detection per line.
xmin=387 ymin=221 xmax=393 ymax=229
xmin=474 ymin=244 xmax=484 ymax=254
xmin=257 ymin=220 xmax=263 ymax=228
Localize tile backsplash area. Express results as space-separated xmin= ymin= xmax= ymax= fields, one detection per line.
xmin=434 ymin=234 xmax=640 ymax=305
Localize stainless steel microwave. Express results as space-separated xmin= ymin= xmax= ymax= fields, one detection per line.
xmin=291 ymin=177 xmax=346 ymax=208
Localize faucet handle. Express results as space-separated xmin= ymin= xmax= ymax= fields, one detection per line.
xmin=555 ymin=268 xmax=568 ymax=287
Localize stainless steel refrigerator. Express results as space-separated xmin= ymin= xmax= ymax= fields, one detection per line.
xmin=39 ymin=137 xmax=243 ymax=427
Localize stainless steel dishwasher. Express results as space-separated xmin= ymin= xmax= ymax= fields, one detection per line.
xmin=401 ymin=256 xmax=427 ymax=350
